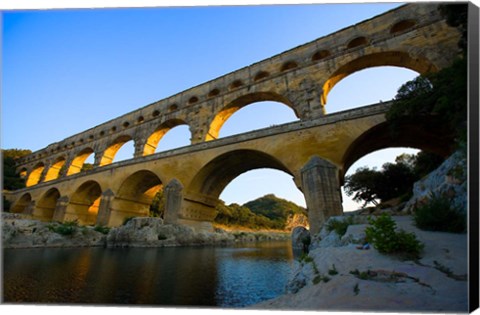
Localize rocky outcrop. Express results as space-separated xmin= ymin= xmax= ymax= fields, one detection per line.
xmin=253 ymin=150 xmax=469 ymax=312
xmin=405 ymin=150 xmax=467 ymax=214
xmin=2 ymin=214 xmax=106 ymax=248
xmin=285 ymin=213 xmax=309 ymax=231
xmin=254 ymin=215 xmax=468 ymax=312
xmin=2 ymin=215 xmax=290 ymax=249
xmin=291 ymin=226 xmax=310 ymax=250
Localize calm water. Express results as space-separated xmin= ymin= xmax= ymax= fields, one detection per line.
xmin=3 ymin=241 xmax=294 ymax=308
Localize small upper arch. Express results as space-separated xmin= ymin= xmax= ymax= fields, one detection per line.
xmin=390 ymin=19 xmax=417 ymax=34
xmin=346 ymin=36 xmax=368 ymax=50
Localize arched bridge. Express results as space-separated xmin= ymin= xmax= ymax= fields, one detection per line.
xmin=6 ymin=3 xmax=460 ymax=234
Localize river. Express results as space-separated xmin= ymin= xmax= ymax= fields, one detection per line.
xmin=3 ymin=241 xmax=294 ymax=308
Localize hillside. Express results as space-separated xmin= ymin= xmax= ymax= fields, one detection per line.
xmin=214 ymin=194 xmax=307 ymax=231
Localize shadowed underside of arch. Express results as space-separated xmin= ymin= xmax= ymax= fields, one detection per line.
xmin=205 ymin=92 xmax=298 ymax=141
xmin=35 ymin=188 xmax=60 ymax=221
xmin=10 ymin=193 xmax=32 ymax=214
xmin=66 ymin=180 xmax=102 ymax=225
xmin=341 ymin=117 xmax=455 ymax=180
xmin=109 ymin=170 xmax=163 ymax=225
xmin=188 ymin=149 xmax=293 ymax=200
xmin=321 ymin=51 xmax=437 ymax=105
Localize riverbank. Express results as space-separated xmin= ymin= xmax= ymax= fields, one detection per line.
xmin=251 ymin=213 xmax=468 ymax=312
xmin=1 ymin=214 xmax=290 ymax=249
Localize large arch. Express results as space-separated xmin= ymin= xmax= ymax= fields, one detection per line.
xmin=44 ymin=157 xmax=66 ymax=182
xmin=143 ymin=119 xmax=190 ymax=155
xmin=34 ymin=188 xmax=60 ymax=221
xmin=10 ymin=193 xmax=32 ymax=214
xmin=188 ymin=149 xmax=294 ymax=200
xmin=66 ymin=180 xmax=102 ymax=225
xmin=205 ymin=92 xmax=298 ymax=141
xmin=99 ymin=135 xmax=133 ymax=166
xmin=109 ymin=170 xmax=163 ymax=226
xmin=340 ymin=117 xmax=454 ymax=180
xmin=67 ymin=148 xmax=95 ymax=175
xmin=26 ymin=162 xmax=45 ymax=187
xmin=321 ymin=51 xmax=437 ymax=105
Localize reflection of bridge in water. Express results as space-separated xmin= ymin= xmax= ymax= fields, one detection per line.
xmin=6 ymin=3 xmax=459 ymax=234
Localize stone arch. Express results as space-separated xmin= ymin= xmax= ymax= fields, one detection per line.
xmin=183 ymin=149 xmax=297 ymax=230
xmin=10 ymin=193 xmax=32 ymax=214
xmin=188 ymin=149 xmax=293 ymax=200
xmin=35 ymin=188 xmax=60 ymax=221
xmin=99 ymin=135 xmax=133 ymax=166
xmin=321 ymin=51 xmax=437 ymax=105
xmin=340 ymin=118 xmax=454 ymax=180
xmin=143 ymin=119 xmax=191 ymax=155
xmin=26 ymin=162 xmax=45 ymax=187
xmin=66 ymin=180 xmax=102 ymax=225
xmin=44 ymin=157 xmax=67 ymax=182
xmin=205 ymin=92 xmax=298 ymax=141
xmin=67 ymin=147 xmax=95 ymax=175
xmin=110 ymin=170 xmax=163 ymax=225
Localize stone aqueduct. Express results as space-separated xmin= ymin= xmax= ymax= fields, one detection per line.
xmin=6 ymin=3 xmax=460 ymax=233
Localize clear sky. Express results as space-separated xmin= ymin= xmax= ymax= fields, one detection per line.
xmin=1 ymin=1 xmax=421 ymax=211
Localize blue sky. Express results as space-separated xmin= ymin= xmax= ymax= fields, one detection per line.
xmin=1 ymin=1 xmax=421 ymax=210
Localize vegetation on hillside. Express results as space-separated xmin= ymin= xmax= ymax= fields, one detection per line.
xmin=344 ymin=151 xmax=444 ymax=207
xmin=2 ymin=149 xmax=31 ymax=191
xmin=149 ymin=191 xmax=305 ymax=231
xmin=216 ymin=194 xmax=306 ymax=230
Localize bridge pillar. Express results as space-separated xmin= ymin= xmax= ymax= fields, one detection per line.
xmin=301 ymin=156 xmax=343 ymax=235
xmin=52 ymin=196 xmax=69 ymax=222
xmin=164 ymin=178 xmax=183 ymax=224
xmin=96 ymin=189 xmax=115 ymax=226
xmin=25 ymin=200 xmax=36 ymax=216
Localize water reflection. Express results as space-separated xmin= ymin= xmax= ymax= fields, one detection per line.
xmin=3 ymin=241 xmax=293 ymax=307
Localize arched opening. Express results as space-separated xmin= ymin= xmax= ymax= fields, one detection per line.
xmin=100 ymin=135 xmax=134 ymax=166
xmin=187 ymin=150 xmax=304 ymax=230
xmin=218 ymin=169 xmax=307 ymax=230
xmin=143 ymin=119 xmax=191 ymax=155
xmin=26 ymin=163 xmax=45 ymax=187
xmin=321 ymin=51 xmax=437 ymax=107
xmin=35 ymin=188 xmax=60 ymax=221
xmin=324 ymin=66 xmax=419 ymax=113
xmin=10 ymin=193 xmax=32 ymax=214
xmin=44 ymin=157 xmax=66 ymax=182
xmin=68 ymin=148 xmax=96 ymax=175
xmin=342 ymin=148 xmax=421 ymax=211
xmin=110 ymin=170 xmax=163 ymax=226
xmin=281 ymin=61 xmax=298 ymax=72
xmin=341 ymin=119 xmax=453 ymax=177
xmin=206 ymin=92 xmax=299 ymax=141
xmin=340 ymin=120 xmax=453 ymax=211
xmin=66 ymin=181 xmax=102 ymax=225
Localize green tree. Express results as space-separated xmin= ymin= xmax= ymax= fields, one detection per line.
xmin=2 ymin=149 xmax=32 ymax=191
xmin=150 ymin=189 xmax=165 ymax=218
xmin=344 ymin=167 xmax=383 ymax=207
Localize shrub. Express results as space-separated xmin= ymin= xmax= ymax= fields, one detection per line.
xmin=413 ymin=193 xmax=466 ymax=233
xmin=365 ymin=214 xmax=423 ymax=260
xmin=326 ymin=216 xmax=354 ymax=236
xmin=122 ymin=217 xmax=134 ymax=226
xmin=94 ymin=225 xmax=110 ymax=234
xmin=47 ymin=220 xmax=78 ymax=236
